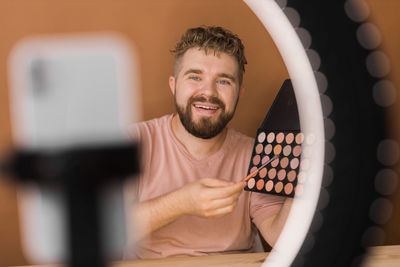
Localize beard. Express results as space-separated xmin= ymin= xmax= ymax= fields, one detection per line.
xmin=175 ymin=95 xmax=237 ymax=139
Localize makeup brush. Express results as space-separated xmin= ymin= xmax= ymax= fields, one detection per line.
xmin=243 ymin=155 xmax=279 ymax=182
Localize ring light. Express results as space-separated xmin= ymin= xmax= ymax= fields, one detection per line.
xmin=244 ymin=0 xmax=390 ymax=266
xmin=244 ymin=0 xmax=324 ymax=266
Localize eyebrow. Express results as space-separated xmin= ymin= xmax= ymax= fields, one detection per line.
xmin=183 ymin=69 xmax=236 ymax=82
xmin=183 ymin=69 xmax=202 ymax=76
xmin=218 ymin=73 xmax=236 ymax=83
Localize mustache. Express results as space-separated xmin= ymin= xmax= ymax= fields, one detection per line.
xmin=189 ymin=95 xmax=226 ymax=110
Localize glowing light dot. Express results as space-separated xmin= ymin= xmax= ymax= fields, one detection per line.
xmin=344 ymin=0 xmax=370 ymax=22
xmin=366 ymin=51 xmax=391 ymax=78
xmin=284 ymin=7 xmax=301 ymax=28
xmin=315 ymin=71 xmax=328 ymax=94
xmin=375 ymin=169 xmax=398 ymax=196
xmin=361 ymin=226 xmax=385 ymax=247
xmin=324 ymin=118 xmax=335 ymax=140
xmin=306 ymin=49 xmax=321 ymax=70
xmin=325 ymin=141 xmax=335 ymax=164
xmin=296 ymin=28 xmax=312 ymax=49
xmin=320 ymin=94 xmax=333 ymax=117
xmin=322 ymin=165 xmax=334 ymax=187
xmin=276 ymin=0 xmax=287 ymax=9
xmin=377 ymin=139 xmax=399 ymax=166
xmin=373 ymin=80 xmax=397 ymax=107
xmin=369 ymin=198 xmax=393 ymax=225
xmin=356 ymin=22 xmax=382 ymax=50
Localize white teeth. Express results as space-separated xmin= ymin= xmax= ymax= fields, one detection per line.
xmin=194 ymin=104 xmax=217 ymax=110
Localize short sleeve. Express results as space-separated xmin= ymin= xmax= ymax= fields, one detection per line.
xmin=123 ymin=123 xmax=142 ymax=201
xmin=250 ymin=192 xmax=285 ymax=228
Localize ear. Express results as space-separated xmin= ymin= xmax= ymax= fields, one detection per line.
xmin=169 ymin=76 xmax=176 ymax=95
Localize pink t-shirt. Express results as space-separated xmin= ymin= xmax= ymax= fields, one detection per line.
xmin=126 ymin=114 xmax=284 ymax=259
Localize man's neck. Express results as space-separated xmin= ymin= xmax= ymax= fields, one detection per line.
xmin=171 ymin=114 xmax=228 ymax=160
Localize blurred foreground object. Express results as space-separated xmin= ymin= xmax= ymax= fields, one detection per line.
xmin=1 ymin=33 xmax=141 ymax=266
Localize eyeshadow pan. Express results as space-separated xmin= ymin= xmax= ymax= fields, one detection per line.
xmin=258 ymin=132 xmax=266 ymax=143
xmin=296 ymin=133 xmax=304 ymax=144
xmin=293 ymin=145 xmax=301 ymax=157
xmin=271 ymin=157 xmax=279 ymax=167
xmin=268 ymin=168 xmax=277 ymax=179
xmin=278 ymin=169 xmax=286 ymax=180
xmin=295 ymin=184 xmax=304 ymax=196
xmin=250 ymin=166 xmax=258 ymax=175
xmin=273 ymin=144 xmax=282 ymax=155
xmin=247 ymin=178 xmax=256 ymax=189
xmin=287 ymin=170 xmax=296 ymax=182
xmin=285 ymin=133 xmax=294 ymax=144
xmin=284 ymin=183 xmax=293 ymax=195
xmin=303 ymin=146 xmax=312 ymax=157
xmin=253 ymin=155 xmax=261 ymax=165
xmin=264 ymin=144 xmax=273 ymax=154
xmin=261 ymin=155 xmax=270 ymax=164
xmin=276 ymin=132 xmax=285 ymax=143
xmin=290 ymin=158 xmax=299 ymax=169
xmin=280 ymin=157 xmax=289 ymax=168
xmin=306 ymin=133 xmax=316 ymax=145
xmin=283 ymin=145 xmax=292 ymax=156
xmin=275 ymin=182 xmax=283 ymax=193
xmin=256 ymin=179 xmax=265 ymax=190
xmin=300 ymin=159 xmax=310 ymax=171
xmin=267 ymin=132 xmax=275 ymax=143
xmin=265 ymin=180 xmax=274 ymax=191
xmin=259 ymin=167 xmax=267 ymax=178
xmin=255 ymin=144 xmax=264 ymax=154
xmin=298 ymin=171 xmax=306 ymax=183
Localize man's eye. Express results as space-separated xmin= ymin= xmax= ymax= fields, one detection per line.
xmin=189 ymin=76 xmax=200 ymax=81
xmin=218 ymin=80 xmax=230 ymax=85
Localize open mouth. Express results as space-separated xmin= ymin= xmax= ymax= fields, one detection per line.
xmin=193 ymin=104 xmax=219 ymax=110
xmin=192 ymin=102 xmax=221 ymax=116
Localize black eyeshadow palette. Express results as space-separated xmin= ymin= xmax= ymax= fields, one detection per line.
xmin=244 ymin=79 xmax=302 ymax=198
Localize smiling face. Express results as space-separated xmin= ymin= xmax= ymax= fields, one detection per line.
xmin=169 ymin=48 xmax=243 ymax=139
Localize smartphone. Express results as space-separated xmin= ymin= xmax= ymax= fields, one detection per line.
xmin=7 ymin=33 xmax=141 ymax=264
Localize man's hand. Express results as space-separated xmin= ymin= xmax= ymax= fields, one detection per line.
xmin=178 ymin=178 xmax=246 ymax=218
xmin=127 ymin=178 xmax=246 ymax=242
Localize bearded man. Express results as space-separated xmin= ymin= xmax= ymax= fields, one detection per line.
xmin=124 ymin=26 xmax=293 ymax=259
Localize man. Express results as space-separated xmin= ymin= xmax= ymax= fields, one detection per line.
xmin=124 ymin=26 xmax=293 ymax=259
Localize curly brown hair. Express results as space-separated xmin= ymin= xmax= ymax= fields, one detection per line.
xmin=171 ymin=26 xmax=247 ymax=86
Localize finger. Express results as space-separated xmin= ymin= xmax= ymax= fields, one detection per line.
xmin=203 ymin=203 xmax=239 ymax=218
xmin=210 ymin=181 xmax=246 ymax=199
xmin=200 ymin=178 xmax=232 ymax=187
xmin=202 ymin=183 xmax=244 ymax=201
xmin=201 ymin=192 xmax=241 ymax=212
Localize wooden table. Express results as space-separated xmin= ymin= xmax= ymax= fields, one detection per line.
xmin=362 ymin=245 xmax=400 ymax=267
xmin=113 ymin=245 xmax=400 ymax=267
xmin=16 ymin=245 xmax=400 ymax=267
xmin=112 ymin=252 xmax=268 ymax=267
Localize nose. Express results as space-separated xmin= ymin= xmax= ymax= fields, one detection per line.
xmin=199 ymin=78 xmax=218 ymax=97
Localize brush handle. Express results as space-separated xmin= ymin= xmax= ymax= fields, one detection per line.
xmin=243 ymin=169 xmax=259 ymax=182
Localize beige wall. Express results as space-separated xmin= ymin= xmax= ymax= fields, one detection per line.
xmin=0 ymin=0 xmax=398 ymax=265
xmin=366 ymin=0 xmax=400 ymax=246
